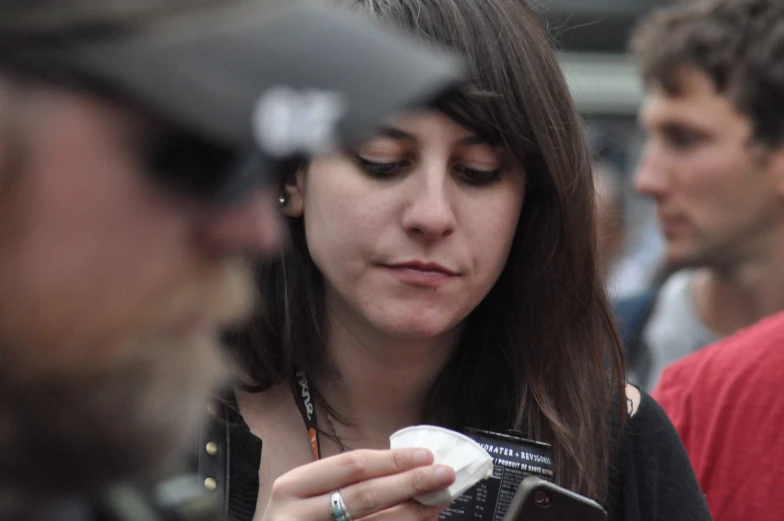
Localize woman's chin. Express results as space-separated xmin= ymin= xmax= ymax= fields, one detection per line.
xmin=370 ymin=314 xmax=464 ymax=343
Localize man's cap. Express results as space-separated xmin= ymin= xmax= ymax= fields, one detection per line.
xmin=0 ymin=0 xmax=226 ymax=35
xmin=0 ymin=0 xmax=464 ymax=201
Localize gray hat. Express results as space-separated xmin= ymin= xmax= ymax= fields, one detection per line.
xmin=0 ymin=0 xmax=464 ymax=202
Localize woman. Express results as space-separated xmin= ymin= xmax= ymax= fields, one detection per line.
xmin=198 ymin=1 xmax=711 ymax=520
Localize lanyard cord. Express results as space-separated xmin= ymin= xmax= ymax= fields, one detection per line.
xmin=293 ymin=369 xmax=323 ymax=460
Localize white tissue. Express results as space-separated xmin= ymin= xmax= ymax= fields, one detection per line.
xmin=389 ymin=425 xmax=494 ymax=506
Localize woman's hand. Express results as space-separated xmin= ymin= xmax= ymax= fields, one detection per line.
xmin=261 ymin=448 xmax=456 ymax=521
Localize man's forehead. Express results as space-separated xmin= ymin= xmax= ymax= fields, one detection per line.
xmin=665 ymin=66 xmax=720 ymax=97
xmin=640 ymin=70 xmax=741 ymax=130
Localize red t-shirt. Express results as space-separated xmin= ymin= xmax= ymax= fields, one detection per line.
xmin=653 ymin=311 xmax=784 ymax=521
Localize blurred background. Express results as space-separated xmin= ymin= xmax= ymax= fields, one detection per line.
xmin=536 ymin=0 xmax=681 ymax=298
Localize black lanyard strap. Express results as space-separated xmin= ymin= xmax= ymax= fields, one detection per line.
xmin=293 ymin=370 xmax=323 ymax=460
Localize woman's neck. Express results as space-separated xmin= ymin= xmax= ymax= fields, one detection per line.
xmin=312 ymin=310 xmax=462 ymax=450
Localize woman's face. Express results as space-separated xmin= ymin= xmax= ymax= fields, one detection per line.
xmin=286 ymin=110 xmax=524 ymax=341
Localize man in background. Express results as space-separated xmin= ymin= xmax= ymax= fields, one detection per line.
xmin=0 ymin=2 xmax=462 ymax=519
xmin=622 ymin=0 xmax=784 ymax=390
xmin=635 ymin=1 xmax=784 ymax=519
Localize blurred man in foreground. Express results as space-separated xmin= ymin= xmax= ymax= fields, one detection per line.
xmin=0 ymin=1 xmax=462 ymax=519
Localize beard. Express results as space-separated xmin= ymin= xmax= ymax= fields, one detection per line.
xmin=0 ymin=257 xmax=255 ymax=508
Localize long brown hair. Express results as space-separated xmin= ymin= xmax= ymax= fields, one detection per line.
xmin=230 ymin=0 xmax=625 ymax=502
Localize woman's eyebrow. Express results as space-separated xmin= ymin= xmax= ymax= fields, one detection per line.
xmin=455 ymin=134 xmax=494 ymax=146
xmin=376 ymin=126 xmax=417 ymax=142
xmin=376 ymin=126 xmax=497 ymax=147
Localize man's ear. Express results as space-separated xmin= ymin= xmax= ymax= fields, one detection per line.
xmin=281 ymin=166 xmax=305 ymax=218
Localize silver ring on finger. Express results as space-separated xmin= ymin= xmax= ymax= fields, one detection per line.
xmin=330 ymin=490 xmax=352 ymax=521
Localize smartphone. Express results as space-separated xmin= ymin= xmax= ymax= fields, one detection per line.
xmin=503 ymin=476 xmax=607 ymax=521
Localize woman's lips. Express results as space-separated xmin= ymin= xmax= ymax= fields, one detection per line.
xmin=383 ymin=261 xmax=458 ymax=287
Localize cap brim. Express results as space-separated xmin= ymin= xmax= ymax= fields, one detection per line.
xmin=65 ymin=1 xmax=464 ymax=155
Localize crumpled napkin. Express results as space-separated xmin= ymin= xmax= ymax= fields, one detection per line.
xmin=390 ymin=425 xmax=494 ymax=506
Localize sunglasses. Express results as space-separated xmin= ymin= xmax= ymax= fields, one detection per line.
xmin=138 ymin=120 xmax=280 ymax=205
xmin=0 ymin=53 xmax=277 ymax=205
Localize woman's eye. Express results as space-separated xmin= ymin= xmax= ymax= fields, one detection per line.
xmin=354 ymin=156 xmax=409 ymax=177
xmin=455 ymin=165 xmax=502 ymax=186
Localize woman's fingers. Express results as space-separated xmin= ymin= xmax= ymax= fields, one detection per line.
xmin=271 ymin=448 xmax=435 ymax=497
xmin=263 ymin=449 xmax=456 ymax=521
xmin=287 ymin=463 xmax=455 ymax=521
xmin=335 ymin=463 xmax=454 ymax=519
xmin=357 ymin=500 xmax=446 ymax=521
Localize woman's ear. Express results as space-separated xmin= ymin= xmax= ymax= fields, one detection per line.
xmin=281 ymin=166 xmax=305 ymax=217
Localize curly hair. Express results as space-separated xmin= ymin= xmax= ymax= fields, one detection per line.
xmin=631 ymin=0 xmax=784 ymax=147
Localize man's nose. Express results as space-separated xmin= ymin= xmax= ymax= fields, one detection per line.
xmin=201 ymin=187 xmax=286 ymax=257
xmin=633 ymin=142 xmax=669 ymax=198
